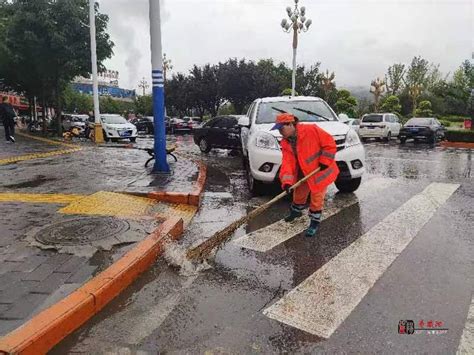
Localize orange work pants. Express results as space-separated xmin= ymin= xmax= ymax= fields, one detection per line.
xmin=292 ymin=182 xmax=326 ymax=212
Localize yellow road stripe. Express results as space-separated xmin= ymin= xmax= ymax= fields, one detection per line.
xmin=0 ymin=148 xmax=81 ymax=165
xmin=0 ymin=193 xmax=84 ymax=204
xmin=17 ymin=131 xmax=79 ymax=148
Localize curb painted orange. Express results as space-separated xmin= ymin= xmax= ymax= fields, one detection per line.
xmin=0 ymin=217 xmax=183 ymax=355
xmin=441 ymin=141 xmax=474 ymax=149
xmin=146 ymin=161 xmax=207 ymax=206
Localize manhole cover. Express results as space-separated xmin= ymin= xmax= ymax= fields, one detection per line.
xmin=35 ymin=217 xmax=130 ymax=246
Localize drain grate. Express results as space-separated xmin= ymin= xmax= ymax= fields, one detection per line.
xmin=35 ymin=217 xmax=130 ymax=246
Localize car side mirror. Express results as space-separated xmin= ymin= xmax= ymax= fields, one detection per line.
xmin=338 ymin=113 xmax=349 ymax=123
xmin=238 ymin=116 xmax=250 ymax=127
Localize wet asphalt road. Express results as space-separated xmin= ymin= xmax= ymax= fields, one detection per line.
xmin=52 ymin=135 xmax=473 ymax=354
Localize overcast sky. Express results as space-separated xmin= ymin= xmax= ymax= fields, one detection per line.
xmin=99 ymin=0 xmax=473 ymax=93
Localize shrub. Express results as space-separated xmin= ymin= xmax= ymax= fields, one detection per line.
xmin=439 ymin=120 xmax=451 ymax=127
xmin=438 ymin=116 xmax=470 ymax=123
xmin=445 ymin=129 xmax=474 ymax=143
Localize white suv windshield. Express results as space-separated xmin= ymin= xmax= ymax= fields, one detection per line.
xmin=102 ymin=115 xmax=127 ymax=124
xmin=256 ymin=100 xmax=337 ymax=124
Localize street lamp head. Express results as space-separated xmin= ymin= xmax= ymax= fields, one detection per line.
xmin=298 ymin=22 xmax=304 ymax=30
xmin=286 ymin=6 xmax=292 ymax=15
xmin=300 ymin=15 xmax=306 ymax=23
xmin=291 ymin=14 xmax=297 ymax=22
xmin=285 ymin=22 xmax=292 ymax=31
xmin=305 ymin=19 xmax=312 ymax=28
xmin=300 ymin=6 xmax=306 ymax=16
xmin=295 ymin=0 xmax=299 ymax=3
xmin=281 ymin=18 xmax=288 ymax=28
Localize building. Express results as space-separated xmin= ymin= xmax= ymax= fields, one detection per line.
xmin=72 ymin=70 xmax=136 ymax=102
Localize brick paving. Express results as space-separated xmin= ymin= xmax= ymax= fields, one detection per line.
xmin=0 ymin=128 xmax=201 ymax=336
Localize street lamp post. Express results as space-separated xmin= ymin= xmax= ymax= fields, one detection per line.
xmin=149 ymin=0 xmax=170 ymax=173
xmin=89 ymin=0 xmax=104 ymax=143
xmin=281 ymin=0 xmax=312 ymax=97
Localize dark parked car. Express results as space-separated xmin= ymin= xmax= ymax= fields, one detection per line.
xmin=193 ymin=115 xmax=241 ymax=153
xmin=399 ymin=117 xmax=446 ymax=144
xmin=132 ymin=116 xmax=171 ymax=134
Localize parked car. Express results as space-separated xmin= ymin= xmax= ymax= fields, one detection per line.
xmin=345 ymin=118 xmax=361 ymax=134
xmin=90 ymin=114 xmax=138 ymax=142
xmin=183 ymin=116 xmax=202 ymax=130
xmin=399 ymin=117 xmax=446 ymax=144
xmin=62 ymin=114 xmax=88 ymax=134
xmin=193 ymin=115 xmax=241 ymax=153
xmin=170 ymin=118 xmax=192 ymax=133
xmin=239 ymin=96 xmax=365 ymax=195
xmin=359 ymin=113 xmax=401 ymax=142
xmin=131 ymin=116 xmax=171 ymax=134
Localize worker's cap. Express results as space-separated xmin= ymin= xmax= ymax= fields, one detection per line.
xmin=271 ymin=113 xmax=296 ymax=130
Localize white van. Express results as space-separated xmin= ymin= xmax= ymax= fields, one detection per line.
xmin=359 ymin=113 xmax=401 ymax=142
xmin=239 ymin=96 xmax=366 ymax=195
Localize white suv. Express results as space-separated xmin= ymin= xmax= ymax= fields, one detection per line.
xmin=359 ymin=113 xmax=401 ymax=142
xmin=239 ymin=96 xmax=366 ymax=195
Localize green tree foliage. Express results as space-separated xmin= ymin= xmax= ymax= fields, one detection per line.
xmin=415 ymin=100 xmax=433 ymax=117
xmin=188 ymin=64 xmax=223 ymax=117
xmin=335 ymin=89 xmax=358 ymax=117
xmin=380 ymin=95 xmax=402 ymax=114
xmin=0 ymin=0 xmax=114 ymax=134
xmin=62 ymin=85 xmax=92 ymax=113
xmin=135 ymin=95 xmax=153 ymax=116
xmin=385 ymin=64 xmax=405 ymax=95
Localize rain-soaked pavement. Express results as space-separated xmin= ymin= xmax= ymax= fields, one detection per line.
xmin=52 ymin=135 xmax=473 ymax=354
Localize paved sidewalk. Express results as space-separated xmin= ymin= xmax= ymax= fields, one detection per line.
xmin=0 ymin=129 xmax=201 ymax=337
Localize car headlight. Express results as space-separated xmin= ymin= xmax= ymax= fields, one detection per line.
xmin=255 ymin=132 xmax=280 ymax=150
xmin=345 ymin=129 xmax=361 ymax=147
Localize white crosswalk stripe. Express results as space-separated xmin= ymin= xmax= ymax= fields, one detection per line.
xmin=457 ymin=296 xmax=474 ymax=354
xmin=263 ymin=182 xmax=459 ymax=338
xmin=233 ymin=177 xmax=396 ymax=252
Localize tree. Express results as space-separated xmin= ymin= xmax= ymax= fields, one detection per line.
xmin=370 ymin=77 xmax=386 ymax=112
xmin=320 ymin=70 xmax=336 ymax=102
xmin=385 ymin=64 xmax=405 ymax=95
xmin=61 ymin=85 xmax=93 ymax=113
xmin=135 ymin=95 xmax=153 ymax=116
xmin=335 ymin=89 xmax=357 ymax=117
xmin=380 ymin=95 xmax=402 ymax=114
xmin=188 ymin=64 xmax=223 ymax=117
xmin=165 ymin=73 xmax=191 ymax=117
xmin=405 ymin=56 xmax=430 ymax=89
xmin=280 ymin=88 xmax=298 ymax=96
xmin=218 ymin=59 xmax=257 ymax=114
xmin=1 ymin=0 xmax=114 ymax=135
xmin=415 ymin=100 xmax=433 ymax=117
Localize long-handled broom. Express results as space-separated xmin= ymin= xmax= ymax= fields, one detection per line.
xmin=186 ymin=167 xmax=321 ymax=262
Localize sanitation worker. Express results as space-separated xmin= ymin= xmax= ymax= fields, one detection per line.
xmin=271 ymin=113 xmax=339 ymax=237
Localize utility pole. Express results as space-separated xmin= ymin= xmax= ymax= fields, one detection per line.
xmin=149 ymin=0 xmax=170 ymax=173
xmin=89 ymin=0 xmax=104 ymax=143
xmin=138 ymin=77 xmax=149 ymax=96
xmin=281 ymin=0 xmax=312 ymax=97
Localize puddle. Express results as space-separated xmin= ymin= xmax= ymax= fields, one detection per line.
xmin=3 ymin=175 xmax=57 ymax=188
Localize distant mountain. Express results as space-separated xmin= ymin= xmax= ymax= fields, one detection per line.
xmin=340 ymin=85 xmax=373 ymax=102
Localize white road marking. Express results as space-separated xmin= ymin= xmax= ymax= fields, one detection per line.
xmin=263 ymin=182 xmax=459 ymax=338
xmin=233 ymin=177 xmax=396 ymax=252
xmin=457 ymin=296 xmax=474 ymax=354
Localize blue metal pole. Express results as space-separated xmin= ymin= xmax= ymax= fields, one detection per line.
xmin=150 ymin=0 xmax=170 ymax=173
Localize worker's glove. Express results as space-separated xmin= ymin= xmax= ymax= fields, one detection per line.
xmin=283 ymin=184 xmax=292 ymax=194
xmin=319 ymin=163 xmax=328 ymax=171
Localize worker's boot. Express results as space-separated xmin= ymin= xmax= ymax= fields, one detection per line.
xmin=306 ymin=210 xmax=322 ymax=237
xmin=284 ymin=204 xmax=304 ymax=222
